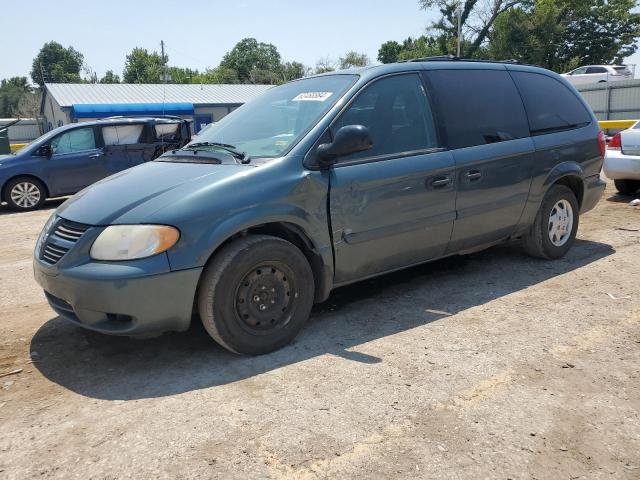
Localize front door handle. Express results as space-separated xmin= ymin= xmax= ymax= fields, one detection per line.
xmin=88 ymin=151 xmax=104 ymax=159
xmin=465 ymin=170 xmax=482 ymax=181
xmin=429 ymin=176 xmax=452 ymax=188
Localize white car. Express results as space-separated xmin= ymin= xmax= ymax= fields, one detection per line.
xmin=562 ymin=65 xmax=633 ymax=86
xmin=603 ymin=121 xmax=640 ymax=195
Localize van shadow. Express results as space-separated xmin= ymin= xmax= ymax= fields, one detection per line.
xmin=31 ymin=239 xmax=613 ymax=400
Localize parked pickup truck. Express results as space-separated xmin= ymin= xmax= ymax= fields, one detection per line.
xmin=34 ymin=59 xmax=606 ymax=355
xmin=1 ymin=116 xmax=190 ymax=210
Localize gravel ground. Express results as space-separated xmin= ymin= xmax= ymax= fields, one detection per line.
xmin=0 ymin=181 xmax=639 ymax=480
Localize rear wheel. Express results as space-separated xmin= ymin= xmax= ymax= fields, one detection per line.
xmin=614 ymin=179 xmax=640 ymax=196
xmin=4 ymin=177 xmax=46 ymax=211
xmin=198 ymin=235 xmax=315 ymax=355
xmin=522 ymin=185 xmax=579 ymax=259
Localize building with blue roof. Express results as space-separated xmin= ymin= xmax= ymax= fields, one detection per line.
xmin=41 ymin=83 xmax=272 ymax=133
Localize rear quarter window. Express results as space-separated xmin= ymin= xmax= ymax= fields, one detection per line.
xmin=510 ymin=71 xmax=592 ymax=135
xmin=426 ymin=69 xmax=530 ymax=149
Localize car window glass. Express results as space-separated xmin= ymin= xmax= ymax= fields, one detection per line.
xmin=511 ymin=71 xmax=592 ymax=134
xmin=50 ymin=128 xmax=96 ymax=154
xmin=102 ymin=125 xmax=144 ymax=145
xmin=155 ymin=123 xmax=180 ymax=140
xmin=571 ymin=67 xmax=588 ymax=75
xmin=427 ymin=69 xmax=529 ymax=149
xmin=586 ymin=67 xmax=607 ymax=74
xmin=333 ymin=73 xmax=438 ymax=161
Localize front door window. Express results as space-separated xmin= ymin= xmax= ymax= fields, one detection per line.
xmin=51 ymin=128 xmax=96 ymax=154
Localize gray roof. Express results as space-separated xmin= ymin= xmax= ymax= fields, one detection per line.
xmin=44 ymin=83 xmax=273 ymax=107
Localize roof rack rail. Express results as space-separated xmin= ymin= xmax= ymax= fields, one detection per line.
xmin=400 ymin=55 xmax=526 ymax=65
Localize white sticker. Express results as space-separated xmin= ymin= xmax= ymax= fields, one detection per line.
xmin=292 ymin=92 xmax=333 ymax=102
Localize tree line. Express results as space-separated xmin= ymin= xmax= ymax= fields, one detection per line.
xmin=1 ymin=0 xmax=638 ymax=118
xmin=0 ymin=38 xmax=371 ymax=117
xmin=378 ymin=0 xmax=639 ymax=71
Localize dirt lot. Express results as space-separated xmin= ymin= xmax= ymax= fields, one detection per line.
xmin=0 ymin=182 xmax=639 ymax=480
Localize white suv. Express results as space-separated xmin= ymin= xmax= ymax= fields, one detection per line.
xmin=562 ymin=65 xmax=633 ymax=86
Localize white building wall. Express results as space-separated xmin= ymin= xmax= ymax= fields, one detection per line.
xmin=42 ymin=94 xmax=70 ymax=131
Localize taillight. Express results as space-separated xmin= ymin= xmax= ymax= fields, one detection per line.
xmin=608 ymin=132 xmax=621 ymax=151
xmin=598 ymin=130 xmax=607 ymax=156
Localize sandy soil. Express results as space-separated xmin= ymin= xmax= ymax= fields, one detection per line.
xmin=0 ymin=183 xmax=639 ymax=479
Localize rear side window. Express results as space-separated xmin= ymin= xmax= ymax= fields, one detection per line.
xmin=427 ymin=69 xmax=529 ymax=149
xmin=155 ymin=123 xmax=180 ymax=140
xmin=511 ymin=72 xmax=592 ymax=135
xmin=102 ymin=124 xmax=144 ymax=146
xmin=586 ymin=66 xmax=607 ymax=74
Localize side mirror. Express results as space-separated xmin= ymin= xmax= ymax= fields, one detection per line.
xmin=37 ymin=145 xmax=53 ymax=158
xmin=316 ymin=125 xmax=373 ymax=167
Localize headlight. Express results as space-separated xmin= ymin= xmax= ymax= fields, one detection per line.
xmin=90 ymin=225 xmax=180 ymax=261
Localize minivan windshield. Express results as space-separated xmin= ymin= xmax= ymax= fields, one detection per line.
xmin=188 ymin=75 xmax=358 ymax=159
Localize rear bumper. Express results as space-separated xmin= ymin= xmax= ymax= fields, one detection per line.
xmin=581 ymin=174 xmax=606 ymax=214
xmin=34 ymin=258 xmax=202 ymax=336
xmin=603 ymin=150 xmax=640 ymax=180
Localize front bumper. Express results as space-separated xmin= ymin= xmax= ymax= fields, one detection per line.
xmin=33 ymin=218 xmax=202 ymax=336
xmin=34 ymin=262 xmax=202 ymax=335
xmin=603 ymin=150 xmax=640 ymax=180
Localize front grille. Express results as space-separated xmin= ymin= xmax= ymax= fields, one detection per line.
xmin=41 ymin=243 xmax=70 ymax=264
xmin=52 ymin=221 xmax=89 ymax=242
xmin=40 ymin=219 xmax=90 ymax=265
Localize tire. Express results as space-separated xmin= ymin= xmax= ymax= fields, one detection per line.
xmin=4 ymin=177 xmax=46 ymax=211
xmin=198 ymin=235 xmax=315 ymax=355
xmin=614 ymin=179 xmax=640 ymax=196
xmin=522 ymin=185 xmax=579 ymax=260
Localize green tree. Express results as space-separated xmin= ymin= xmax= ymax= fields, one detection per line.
xmin=280 ymin=61 xmax=307 ymax=82
xmin=338 ymin=51 xmax=370 ymax=69
xmin=201 ymin=66 xmax=240 ymax=84
xmin=488 ymin=0 xmax=640 ymax=71
xmin=314 ymin=57 xmax=336 ymax=74
xmin=30 ymin=41 xmax=84 ymax=87
xmin=378 ymin=41 xmax=403 ymax=63
xmin=219 ymin=38 xmax=282 ymax=83
xmin=167 ymin=67 xmax=202 ymax=84
xmin=0 ymin=77 xmax=32 ymax=117
xmin=419 ymin=0 xmax=527 ymax=57
xmin=99 ymin=70 xmax=120 ymax=84
xmin=123 ymin=48 xmax=164 ymax=83
xmin=378 ymin=36 xmax=447 ymax=63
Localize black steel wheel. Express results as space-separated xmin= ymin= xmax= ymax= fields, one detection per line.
xmin=198 ymin=235 xmax=315 ymax=355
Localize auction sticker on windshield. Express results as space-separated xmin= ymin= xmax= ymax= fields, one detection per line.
xmin=292 ymin=92 xmax=333 ymax=102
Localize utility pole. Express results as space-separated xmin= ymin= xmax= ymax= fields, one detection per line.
xmin=456 ymin=5 xmax=463 ymax=57
xmin=160 ymin=40 xmax=170 ymax=83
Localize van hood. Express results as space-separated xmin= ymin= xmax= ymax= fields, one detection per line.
xmin=57 ymin=161 xmax=252 ymax=225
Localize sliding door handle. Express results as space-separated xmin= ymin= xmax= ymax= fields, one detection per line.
xmin=429 ymin=176 xmax=452 ymax=188
xmin=465 ymin=170 xmax=482 ymax=181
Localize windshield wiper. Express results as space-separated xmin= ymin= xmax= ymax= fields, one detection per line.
xmin=183 ymin=142 xmax=251 ymax=164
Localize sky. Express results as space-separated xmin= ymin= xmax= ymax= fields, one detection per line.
xmin=2 ymin=0 xmax=434 ymax=81
xmin=2 ymin=0 xmax=639 ymax=82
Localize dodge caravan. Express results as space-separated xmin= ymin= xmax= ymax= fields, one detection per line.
xmin=33 ymin=59 xmax=606 ymax=355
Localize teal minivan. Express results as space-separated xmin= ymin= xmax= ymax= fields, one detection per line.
xmin=34 ymin=59 xmax=606 ymax=355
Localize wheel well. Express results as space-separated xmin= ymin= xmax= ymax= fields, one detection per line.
xmin=554 ymin=175 xmax=584 ymax=208
xmin=205 ymin=222 xmax=330 ymax=303
xmin=1 ymin=175 xmax=49 ymax=202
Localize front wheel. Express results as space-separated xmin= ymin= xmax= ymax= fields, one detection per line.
xmin=522 ymin=185 xmax=579 ymax=259
xmin=198 ymin=235 xmax=315 ymax=355
xmin=4 ymin=177 xmax=46 ymax=211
